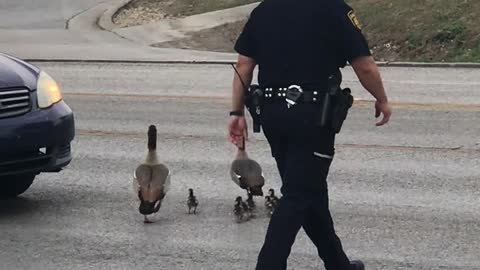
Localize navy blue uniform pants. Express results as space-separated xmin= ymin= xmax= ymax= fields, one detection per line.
xmin=255 ymin=102 xmax=352 ymax=270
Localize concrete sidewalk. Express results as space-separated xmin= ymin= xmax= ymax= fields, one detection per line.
xmin=112 ymin=3 xmax=257 ymax=46
xmin=0 ymin=0 xmax=238 ymax=62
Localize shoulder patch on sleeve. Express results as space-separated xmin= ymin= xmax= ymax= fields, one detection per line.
xmin=347 ymin=10 xmax=362 ymax=30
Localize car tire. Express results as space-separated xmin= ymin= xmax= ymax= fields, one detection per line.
xmin=0 ymin=174 xmax=35 ymax=199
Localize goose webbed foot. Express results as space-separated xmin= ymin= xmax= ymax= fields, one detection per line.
xmin=144 ymin=215 xmax=154 ymax=224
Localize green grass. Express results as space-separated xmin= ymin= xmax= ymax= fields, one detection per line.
xmin=347 ymin=0 xmax=480 ymax=62
xmin=120 ymin=0 xmax=480 ymax=62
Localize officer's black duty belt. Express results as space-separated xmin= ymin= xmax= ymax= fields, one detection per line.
xmin=263 ymin=85 xmax=325 ymax=103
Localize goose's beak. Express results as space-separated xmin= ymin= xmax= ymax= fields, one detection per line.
xmin=139 ymin=201 xmax=157 ymax=215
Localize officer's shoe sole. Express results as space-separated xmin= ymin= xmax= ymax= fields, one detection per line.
xmin=350 ymin=260 xmax=365 ymax=270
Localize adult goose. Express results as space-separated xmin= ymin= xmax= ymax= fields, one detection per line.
xmin=134 ymin=125 xmax=171 ymax=223
xmin=230 ymin=139 xmax=265 ymax=197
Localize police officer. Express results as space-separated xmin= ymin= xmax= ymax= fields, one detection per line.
xmin=228 ymin=0 xmax=392 ymax=269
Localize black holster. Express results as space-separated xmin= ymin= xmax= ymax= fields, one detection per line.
xmin=244 ymin=85 xmax=264 ymax=133
xmin=316 ymin=71 xmax=354 ymax=133
xmin=330 ymin=87 xmax=354 ymax=133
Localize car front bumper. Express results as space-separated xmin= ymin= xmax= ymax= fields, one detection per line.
xmin=0 ymin=101 xmax=75 ymax=176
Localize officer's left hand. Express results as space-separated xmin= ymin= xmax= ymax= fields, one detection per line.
xmin=375 ymin=100 xmax=392 ymax=126
xmin=228 ymin=115 xmax=248 ymax=146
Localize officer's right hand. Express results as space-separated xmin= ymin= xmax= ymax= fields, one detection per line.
xmin=228 ymin=115 xmax=248 ymax=146
xmin=375 ymin=100 xmax=392 ymax=126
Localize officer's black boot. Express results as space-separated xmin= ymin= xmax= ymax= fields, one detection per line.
xmin=350 ymin=260 xmax=365 ymax=270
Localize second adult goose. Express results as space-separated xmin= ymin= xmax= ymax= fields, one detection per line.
xmin=230 ymin=139 xmax=265 ymax=196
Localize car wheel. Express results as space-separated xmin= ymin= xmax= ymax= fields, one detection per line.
xmin=0 ymin=174 xmax=35 ymax=199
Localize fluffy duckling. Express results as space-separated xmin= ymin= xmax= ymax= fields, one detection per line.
xmin=187 ymin=188 xmax=199 ymax=214
xmin=234 ymin=196 xmax=250 ymax=222
xmin=265 ymin=188 xmax=279 ymax=216
xmin=134 ymin=125 xmax=171 ymax=224
xmin=230 ymin=139 xmax=265 ymax=196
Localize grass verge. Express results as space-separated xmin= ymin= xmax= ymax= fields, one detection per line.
xmin=349 ymin=0 xmax=480 ymax=62
xmin=119 ymin=0 xmax=480 ymax=62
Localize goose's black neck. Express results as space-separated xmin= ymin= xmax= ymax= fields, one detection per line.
xmin=238 ymin=137 xmax=246 ymax=151
xmin=148 ymin=125 xmax=157 ymax=151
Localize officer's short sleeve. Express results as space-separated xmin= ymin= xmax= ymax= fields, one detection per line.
xmin=234 ymin=13 xmax=257 ymax=59
xmin=332 ymin=2 xmax=371 ymax=62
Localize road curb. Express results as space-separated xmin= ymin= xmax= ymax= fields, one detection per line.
xmin=26 ymin=59 xmax=237 ymax=65
xmin=376 ymin=61 xmax=480 ymax=68
xmin=25 ymin=58 xmax=480 ymax=68
xmin=65 ymin=1 xmax=480 ymax=68
xmin=97 ymin=0 xmax=133 ymax=31
xmin=110 ymin=3 xmax=258 ymax=46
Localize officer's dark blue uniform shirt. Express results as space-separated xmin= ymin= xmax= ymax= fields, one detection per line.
xmin=235 ymin=0 xmax=371 ymax=88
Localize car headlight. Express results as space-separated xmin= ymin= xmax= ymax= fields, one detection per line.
xmin=37 ymin=71 xmax=62 ymax=108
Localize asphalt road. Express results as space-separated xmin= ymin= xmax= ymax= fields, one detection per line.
xmin=0 ymin=63 xmax=479 ymax=270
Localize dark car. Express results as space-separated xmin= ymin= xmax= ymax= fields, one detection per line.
xmin=0 ymin=53 xmax=74 ymax=198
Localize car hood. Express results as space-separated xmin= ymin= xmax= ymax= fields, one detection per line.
xmin=0 ymin=53 xmax=39 ymax=90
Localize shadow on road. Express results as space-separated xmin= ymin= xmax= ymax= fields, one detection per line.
xmin=0 ymin=196 xmax=46 ymax=218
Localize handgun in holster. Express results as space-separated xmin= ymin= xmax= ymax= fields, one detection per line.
xmin=244 ymin=84 xmax=264 ymax=133
xmin=316 ymin=70 xmax=354 ymax=133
